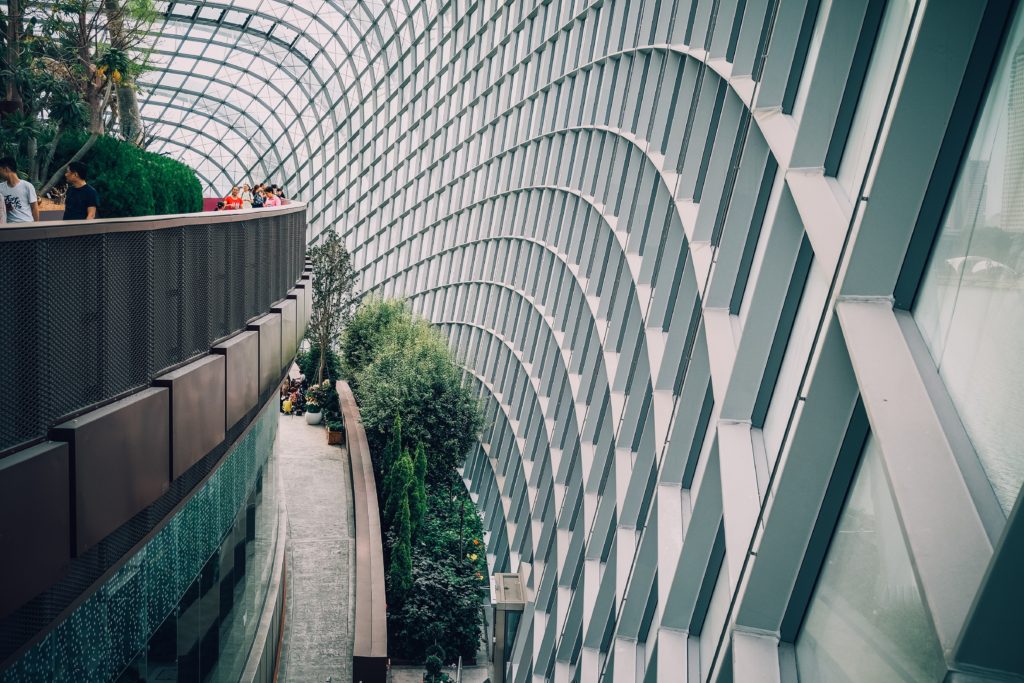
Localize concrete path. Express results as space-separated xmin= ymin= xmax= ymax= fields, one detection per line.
xmin=275 ymin=406 xmax=356 ymax=683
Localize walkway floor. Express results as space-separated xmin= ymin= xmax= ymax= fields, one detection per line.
xmin=276 ymin=405 xmax=356 ymax=683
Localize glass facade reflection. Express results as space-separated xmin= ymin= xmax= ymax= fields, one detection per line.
xmin=795 ymin=436 xmax=945 ymax=682
xmin=1 ymin=402 xmax=279 ymax=683
xmin=915 ymin=8 xmax=1024 ymax=514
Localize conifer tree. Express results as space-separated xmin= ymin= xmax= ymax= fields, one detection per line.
xmin=383 ymin=413 xmax=402 ymax=474
xmin=387 ymin=451 xmax=414 ymax=599
xmin=409 ymin=442 xmax=428 ymax=532
xmin=385 ymin=446 xmax=413 ymax=533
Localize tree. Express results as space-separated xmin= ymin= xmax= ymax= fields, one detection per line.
xmin=356 ymin=315 xmax=483 ymax=486
xmin=387 ymin=543 xmax=484 ymax=662
xmin=410 ymin=442 xmax=428 ymax=532
xmin=103 ymin=0 xmax=156 ymax=146
xmin=380 ymin=413 xmax=402 ymax=478
xmin=424 ymin=654 xmax=451 ymax=683
xmin=339 ymin=297 xmax=414 ymax=393
xmin=386 ymin=450 xmax=414 ymax=600
xmin=383 ymin=445 xmax=411 ymax=530
xmin=2 ymin=0 xmax=157 ymax=190
xmin=306 ymin=230 xmax=358 ymax=384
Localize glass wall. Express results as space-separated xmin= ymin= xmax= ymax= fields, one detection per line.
xmin=114 ymin=462 xmax=279 ymax=683
xmin=914 ymin=7 xmax=1024 ymax=514
xmin=836 ymin=0 xmax=914 ymax=197
xmin=1 ymin=402 xmax=280 ymax=683
xmin=795 ymin=435 xmax=944 ymax=682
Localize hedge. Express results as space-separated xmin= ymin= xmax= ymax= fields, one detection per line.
xmin=50 ymin=134 xmax=203 ymax=218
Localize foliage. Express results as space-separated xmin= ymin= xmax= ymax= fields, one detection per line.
xmin=424 ymin=654 xmax=451 ymax=683
xmin=346 ymin=298 xmax=487 ymax=662
xmin=386 ymin=450 xmax=414 ymax=601
xmin=296 ymin=343 xmax=342 ymax=383
xmin=339 ymin=298 xmax=414 ymax=392
xmin=381 ymin=414 xmax=402 ymax=475
xmin=304 ymin=379 xmax=334 ymax=414
xmin=410 ymin=442 xmax=427 ymax=533
xmin=325 ymin=416 xmax=344 ymax=432
xmin=353 ymin=304 xmax=483 ymax=487
xmin=1 ymin=0 xmax=161 ymax=192
xmin=45 ymin=131 xmax=201 ymax=217
xmin=388 ymin=507 xmax=486 ymax=661
xmin=307 ymin=231 xmax=358 ymax=384
xmin=383 ymin=443 xmax=411 ymax=531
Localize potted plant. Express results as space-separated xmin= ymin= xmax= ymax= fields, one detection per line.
xmin=326 ymin=415 xmax=345 ymax=445
xmin=304 ymin=380 xmax=333 ymax=425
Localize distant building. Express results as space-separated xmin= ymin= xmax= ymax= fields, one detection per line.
xmin=1002 ymin=39 xmax=1024 ymax=232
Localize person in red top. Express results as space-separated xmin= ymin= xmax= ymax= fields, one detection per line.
xmin=222 ymin=186 xmax=243 ymax=210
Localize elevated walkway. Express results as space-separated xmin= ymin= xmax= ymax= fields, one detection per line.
xmin=275 ymin=399 xmax=356 ymax=682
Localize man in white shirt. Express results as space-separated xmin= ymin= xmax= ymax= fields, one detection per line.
xmin=0 ymin=157 xmax=40 ymax=223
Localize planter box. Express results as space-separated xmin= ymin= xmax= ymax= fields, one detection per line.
xmin=327 ymin=429 xmax=344 ymax=446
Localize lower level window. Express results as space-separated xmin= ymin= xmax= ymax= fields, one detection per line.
xmin=795 ymin=436 xmax=945 ymax=681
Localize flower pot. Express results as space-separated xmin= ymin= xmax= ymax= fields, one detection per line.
xmin=305 ymin=410 xmax=322 ymax=425
xmin=327 ymin=429 xmax=343 ymax=445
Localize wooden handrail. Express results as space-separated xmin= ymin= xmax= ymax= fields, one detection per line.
xmin=337 ymin=380 xmax=389 ymax=673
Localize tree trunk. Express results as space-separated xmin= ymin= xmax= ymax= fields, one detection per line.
xmin=26 ymin=136 xmax=38 ymax=184
xmin=103 ymin=0 xmax=145 ymax=145
xmin=38 ymin=132 xmax=98 ymax=196
xmin=4 ymin=0 xmax=24 ymax=111
xmin=316 ymin=341 xmax=326 ymax=384
xmin=38 ymin=81 xmax=112 ymax=197
xmin=41 ymin=128 xmax=63 ymax=183
xmin=117 ymin=84 xmax=144 ymax=145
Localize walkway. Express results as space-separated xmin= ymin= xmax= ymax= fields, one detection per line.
xmin=275 ymin=402 xmax=356 ymax=682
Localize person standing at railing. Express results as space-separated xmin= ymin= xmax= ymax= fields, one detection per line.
xmin=263 ymin=189 xmax=281 ymax=207
xmin=223 ymin=186 xmax=243 ymax=210
xmin=62 ymin=162 xmax=99 ymax=220
xmin=241 ymin=183 xmax=254 ymax=209
xmin=0 ymin=157 xmax=40 ymax=223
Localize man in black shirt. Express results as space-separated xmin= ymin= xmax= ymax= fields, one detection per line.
xmin=62 ymin=162 xmax=99 ymax=220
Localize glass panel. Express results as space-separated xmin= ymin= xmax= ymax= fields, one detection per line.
xmin=914 ymin=8 xmax=1024 ymax=514
xmin=835 ymin=0 xmax=914 ymax=197
xmin=790 ymin=0 xmax=832 ymax=121
xmin=8 ymin=405 xmax=281 ymax=682
xmin=698 ymin=560 xmax=730 ymax=682
xmin=795 ymin=436 xmax=945 ymax=682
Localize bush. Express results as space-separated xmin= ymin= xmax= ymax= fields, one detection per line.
xmin=388 ymin=540 xmax=485 ymax=662
xmin=346 ymin=298 xmax=487 ymax=663
xmin=48 ymin=133 xmax=202 ymax=217
xmin=355 ymin=315 xmax=482 ymax=486
xmin=339 ymin=298 xmax=416 ymax=391
xmin=296 ymin=343 xmax=342 ymax=383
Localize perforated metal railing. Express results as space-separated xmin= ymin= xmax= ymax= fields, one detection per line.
xmin=0 ymin=204 xmax=307 ymax=456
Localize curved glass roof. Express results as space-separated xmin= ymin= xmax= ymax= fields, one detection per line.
xmin=139 ymin=0 xmax=439 ymax=209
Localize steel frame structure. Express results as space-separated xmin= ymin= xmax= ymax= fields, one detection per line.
xmin=134 ymin=0 xmax=1024 ymax=681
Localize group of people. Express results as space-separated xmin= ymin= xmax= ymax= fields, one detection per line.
xmin=218 ymin=183 xmax=286 ymax=211
xmin=0 ymin=157 xmax=99 ymax=224
xmin=280 ymin=376 xmax=307 ymax=415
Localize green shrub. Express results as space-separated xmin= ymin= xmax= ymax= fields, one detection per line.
xmin=355 ymin=313 xmax=482 ymax=487
xmin=410 ymin=442 xmax=428 ymax=533
xmin=296 ymin=343 xmax=342 ymax=383
xmin=339 ymin=298 xmax=416 ymax=390
xmin=49 ymin=133 xmax=202 ymax=217
xmin=386 ymin=450 xmax=414 ymax=600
